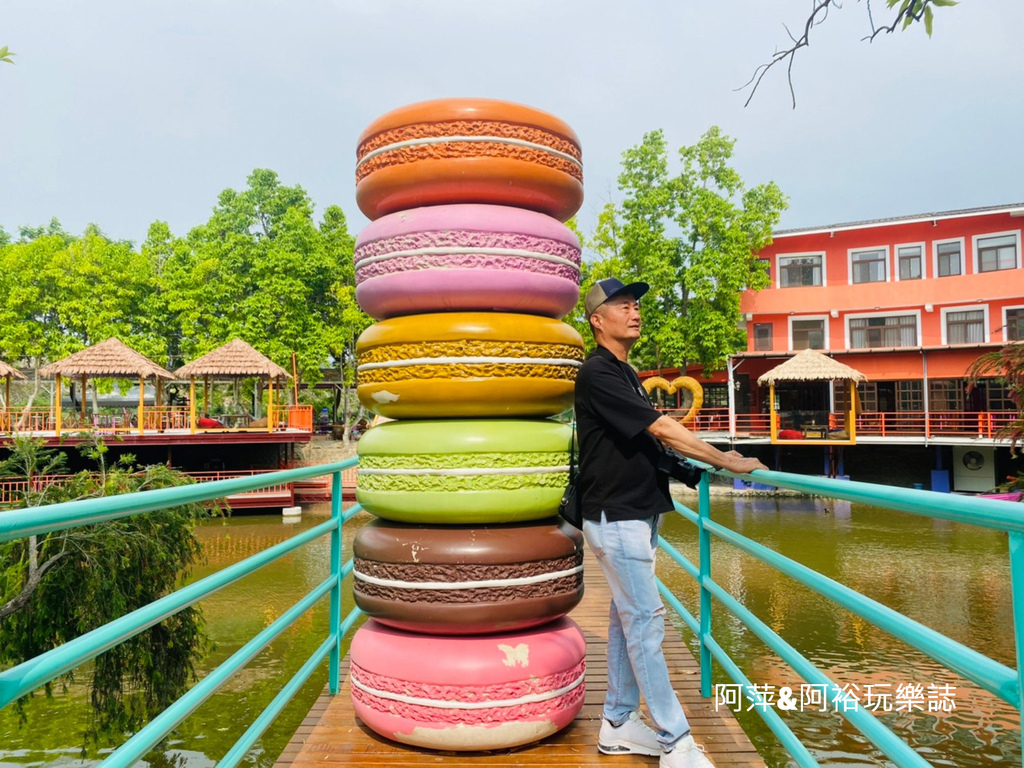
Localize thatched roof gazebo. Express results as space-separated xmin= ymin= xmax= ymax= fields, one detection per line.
xmin=757 ymin=348 xmax=867 ymax=445
xmin=37 ymin=338 xmax=173 ymax=437
xmin=173 ymin=339 xmax=290 ymax=433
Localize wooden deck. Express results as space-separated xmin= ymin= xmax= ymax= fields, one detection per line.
xmin=275 ymin=549 xmax=766 ymax=767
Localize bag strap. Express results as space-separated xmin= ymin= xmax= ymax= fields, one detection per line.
xmin=569 ymin=419 xmax=577 ymax=477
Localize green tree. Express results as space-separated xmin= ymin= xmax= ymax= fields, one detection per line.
xmin=157 ymin=169 xmax=367 ymax=386
xmin=578 ymin=128 xmax=786 ymax=374
xmin=0 ymin=226 xmax=159 ymax=366
xmin=968 ymin=342 xmax=1024 ymax=455
xmin=0 ymin=437 xmax=216 ymax=742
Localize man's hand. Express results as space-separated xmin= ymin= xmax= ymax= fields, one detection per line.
xmin=720 ymin=452 xmax=768 ymax=474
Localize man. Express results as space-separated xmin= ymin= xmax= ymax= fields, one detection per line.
xmin=575 ymin=277 xmax=768 ymax=768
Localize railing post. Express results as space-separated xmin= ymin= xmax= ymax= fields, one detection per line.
xmin=328 ymin=470 xmax=343 ymax=695
xmin=1008 ymin=532 xmax=1024 ymax=768
xmin=698 ymin=471 xmax=713 ymax=698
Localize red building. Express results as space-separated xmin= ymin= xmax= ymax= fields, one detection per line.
xmin=653 ymin=203 xmax=1024 ymax=491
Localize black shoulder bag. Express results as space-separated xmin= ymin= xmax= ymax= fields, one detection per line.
xmin=558 ymin=421 xmax=583 ymax=529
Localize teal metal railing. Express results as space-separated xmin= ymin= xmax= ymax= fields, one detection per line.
xmin=0 ymin=458 xmax=364 ymax=768
xmin=3 ymin=458 xmax=1022 ymax=766
xmin=657 ymin=468 xmax=1024 ymax=768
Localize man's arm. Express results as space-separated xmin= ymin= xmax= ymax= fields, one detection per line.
xmin=648 ymin=416 xmax=768 ymax=475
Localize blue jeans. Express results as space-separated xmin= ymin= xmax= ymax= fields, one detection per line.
xmin=583 ymin=513 xmax=690 ymax=749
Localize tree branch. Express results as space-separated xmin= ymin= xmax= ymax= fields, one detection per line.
xmin=740 ymin=0 xmax=837 ymax=109
xmin=0 ymin=550 xmax=70 ymax=620
xmin=743 ymin=0 xmax=953 ymax=108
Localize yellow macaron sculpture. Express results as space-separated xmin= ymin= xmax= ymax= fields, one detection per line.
xmin=350 ymin=98 xmax=586 ymax=752
xmin=356 ymin=312 xmax=583 ymax=419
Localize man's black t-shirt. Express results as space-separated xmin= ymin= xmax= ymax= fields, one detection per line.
xmin=574 ymin=345 xmax=672 ymax=521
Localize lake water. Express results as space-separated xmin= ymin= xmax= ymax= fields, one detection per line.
xmin=0 ymin=495 xmax=1018 ymax=767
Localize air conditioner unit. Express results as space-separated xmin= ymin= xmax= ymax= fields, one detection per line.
xmin=952 ymin=446 xmax=996 ymax=492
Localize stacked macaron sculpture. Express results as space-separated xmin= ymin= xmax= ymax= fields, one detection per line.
xmin=348 ymin=99 xmax=588 ymax=751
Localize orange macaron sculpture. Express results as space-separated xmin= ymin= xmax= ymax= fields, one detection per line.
xmin=355 ymin=98 xmax=584 ymax=223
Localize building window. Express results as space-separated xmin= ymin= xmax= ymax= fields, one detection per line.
xmin=1007 ymin=308 xmax=1024 ymax=341
xmin=850 ymin=248 xmax=887 ymax=284
xmin=792 ymin=319 xmax=825 ymax=350
xmin=837 ymin=382 xmax=876 ymax=414
xmin=929 ymin=379 xmax=964 ymax=411
xmin=778 ymin=254 xmax=823 ymax=287
xmin=946 ymin=309 xmax=985 ymax=344
xmin=936 ymin=241 xmax=962 ymax=277
xmin=753 ymin=323 xmax=773 ymax=351
xmin=703 ymin=385 xmax=730 ymax=408
xmin=849 ymin=315 xmax=917 ymax=348
xmin=976 ymin=233 xmax=1019 ymax=273
xmin=897 ymin=381 xmax=923 ymax=412
xmin=984 ymin=380 xmax=1014 ymax=411
xmin=897 ymin=245 xmax=923 ymax=280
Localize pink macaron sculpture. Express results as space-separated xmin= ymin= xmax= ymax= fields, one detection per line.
xmin=354 ymin=204 xmax=582 ymax=320
xmin=350 ymin=98 xmax=586 ymax=753
xmin=350 ymin=617 xmax=586 ymax=751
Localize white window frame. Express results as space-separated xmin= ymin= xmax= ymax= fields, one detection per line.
xmin=1003 ymin=304 xmax=1024 ymax=342
xmin=844 ymin=309 xmax=922 ymax=350
xmin=940 ymin=303 xmax=990 ymax=346
xmin=932 ymin=237 xmax=965 ymax=278
xmin=971 ymin=229 xmax=1022 ymax=274
xmin=788 ymin=314 xmax=830 ymax=351
xmin=776 ymin=252 xmax=827 ymax=289
xmin=847 ymin=245 xmax=890 ymax=285
xmin=893 ymin=241 xmax=926 ymax=281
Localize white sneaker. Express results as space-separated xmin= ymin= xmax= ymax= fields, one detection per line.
xmin=660 ymin=735 xmax=715 ymax=768
xmin=597 ymin=710 xmax=661 ymax=756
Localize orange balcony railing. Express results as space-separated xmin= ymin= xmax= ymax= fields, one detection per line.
xmin=657 ymin=408 xmax=1017 ymax=441
xmin=0 ymin=470 xmax=297 ymax=509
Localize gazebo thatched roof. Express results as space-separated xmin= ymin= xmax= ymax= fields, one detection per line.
xmin=757 ymin=348 xmax=867 ymax=386
xmin=0 ymin=361 xmax=26 ymax=380
xmin=38 ymin=338 xmax=173 ymax=380
xmin=173 ymin=338 xmax=290 ymax=380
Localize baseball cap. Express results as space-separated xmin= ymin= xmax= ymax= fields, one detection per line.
xmin=584 ymin=277 xmax=650 ymax=317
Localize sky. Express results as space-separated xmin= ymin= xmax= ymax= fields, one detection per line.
xmin=1 ymin=1 xmax=1022 ymax=248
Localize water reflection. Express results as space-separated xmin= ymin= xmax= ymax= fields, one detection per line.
xmin=0 ymin=505 xmax=367 ymax=768
xmin=659 ymin=493 xmax=1018 ymax=767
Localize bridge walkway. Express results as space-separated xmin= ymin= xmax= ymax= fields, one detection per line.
xmin=275 ymin=548 xmax=766 ymax=767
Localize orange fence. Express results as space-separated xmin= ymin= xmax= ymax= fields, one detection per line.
xmin=0 ymin=405 xmax=315 ymax=435
xmin=284 ymin=405 xmax=313 ymax=431
xmin=857 ymin=410 xmax=1019 ymax=439
xmin=0 ymin=408 xmax=57 ymax=432
xmin=658 ymin=408 xmax=1017 ymax=441
xmin=0 ymin=470 xmax=298 ymax=509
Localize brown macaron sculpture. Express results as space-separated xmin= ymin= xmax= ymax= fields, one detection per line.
xmin=349 ymin=98 xmax=586 ymax=752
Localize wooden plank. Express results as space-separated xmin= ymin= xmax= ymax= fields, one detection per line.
xmin=275 ymin=549 xmax=766 ymax=768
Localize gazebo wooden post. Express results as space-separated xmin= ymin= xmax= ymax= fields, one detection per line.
xmin=137 ymin=375 xmax=145 ymax=436
xmin=268 ymin=376 xmax=275 ymax=433
xmin=5 ymin=375 xmax=10 ymax=412
xmin=55 ymin=374 xmax=62 ymax=437
xmin=189 ymin=377 xmax=197 ymax=434
xmin=155 ymin=379 xmax=163 ymax=431
xmin=769 ymin=383 xmax=778 ymax=442
xmin=848 ymin=381 xmax=858 ymax=442
xmin=80 ymin=374 xmax=88 ymax=421
xmin=203 ymin=375 xmax=210 ymax=417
